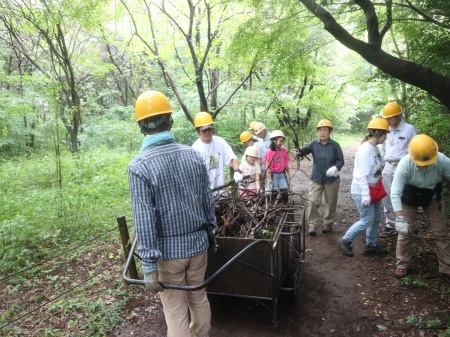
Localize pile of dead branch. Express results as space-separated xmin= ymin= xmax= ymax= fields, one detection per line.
xmin=214 ymin=188 xmax=299 ymax=239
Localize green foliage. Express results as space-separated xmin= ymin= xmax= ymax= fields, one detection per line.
xmin=0 ymin=148 xmax=131 ymax=273
xmin=400 ymin=276 xmax=428 ymax=288
xmin=406 ymin=314 xmax=424 ymax=328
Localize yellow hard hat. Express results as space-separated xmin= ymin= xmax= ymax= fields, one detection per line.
xmin=240 ymin=131 xmax=253 ymax=143
xmin=249 ymin=121 xmax=258 ymax=130
xmin=245 ymin=145 xmax=259 ymax=157
xmin=408 ymin=134 xmax=438 ymax=166
xmin=382 ymin=102 xmax=402 ymax=118
xmin=316 ymin=119 xmax=334 ymax=130
xmin=253 ymin=122 xmax=266 ymax=135
xmin=367 ymin=118 xmax=389 ymax=131
xmin=270 ymin=130 xmax=285 ymax=139
xmin=194 ymin=112 xmax=214 ymax=128
xmin=135 ymin=91 xmax=173 ymax=122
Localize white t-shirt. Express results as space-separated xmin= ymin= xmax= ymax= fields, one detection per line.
xmin=192 ymin=135 xmax=237 ymax=190
xmin=239 ymin=161 xmax=261 ymax=190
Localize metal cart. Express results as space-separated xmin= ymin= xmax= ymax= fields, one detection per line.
xmin=119 ymin=206 xmax=306 ymax=324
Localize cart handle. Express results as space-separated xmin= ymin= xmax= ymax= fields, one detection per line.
xmin=122 ymin=237 xmax=274 ymax=290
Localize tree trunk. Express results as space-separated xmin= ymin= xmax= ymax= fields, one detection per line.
xmin=297 ymin=0 xmax=450 ymax=111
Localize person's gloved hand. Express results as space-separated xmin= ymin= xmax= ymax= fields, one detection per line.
xmin=395 ymin=216 xmax=409 ymax=234
xmin=361 ymin=195 xmax=371 ymax=207
xmin=233 ymin=171 xmax=243 ymax=183
xmin=326 ymin=166 xmax=338 ymax=177
xmin=294 ymin=148 xmax=304 ymax=159
xmin=207 ymin=229 xmax=217 ymax=252
xmin=144 ymin=269 xmax=164 ymax=294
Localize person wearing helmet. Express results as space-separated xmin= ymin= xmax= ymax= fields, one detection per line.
xmin=264 ymin=130 xmax=291 ymax=203
xmin=338 ymin=118 xmax=389 ymax=257
xmin=239 ymin=145 xmax=261 ymax=203
xmin=249 ymin=120 xmax=259 ymax=134
xmin=390 ymin=134 xmax=450 ymax=280
xmin=253 ymin=122 xmax=272 ymax=177
xmin=297 ymin=119 xmax=344 ymax=235
xmin=379 ymin=102 xmax=418 ymax=237
xmin=239 ymin=130 xmax=260 ymax=164
xmin=128 ymin=91 xmax=216 ymax=336
xmin=192 ymin=112 xmax=242 ymax=194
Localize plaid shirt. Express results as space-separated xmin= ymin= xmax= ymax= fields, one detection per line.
xmin=301 ymin=138 xmax=344 ymax=183
xmin=128 ymin=140 xmax=216 ymax=270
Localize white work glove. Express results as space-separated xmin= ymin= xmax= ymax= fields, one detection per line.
xmin=233 ymin=171 xmax=243 ymax=183
xmin=361 ymin=195 xmax=371 ymax=207
xmin=144 ymin=269 xmax=164 ymax=294
xmin=326 ymin=166 xmax=338 ymax=177
xmin=395 ymin=216 xmax=409 ymax=235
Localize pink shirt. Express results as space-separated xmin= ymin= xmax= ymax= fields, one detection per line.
xmin=264 ymin=146 xmax=289 ymax=173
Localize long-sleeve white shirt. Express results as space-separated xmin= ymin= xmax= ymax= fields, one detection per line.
xmin=350 ymin=142 xmax=383 ymax=197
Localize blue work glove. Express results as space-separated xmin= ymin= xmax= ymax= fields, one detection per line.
xmin=143 ymin=268 xmax=164 ymax=294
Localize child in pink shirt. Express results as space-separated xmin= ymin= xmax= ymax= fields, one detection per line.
xmin=264 ymin=130 xmax=291 ymax=202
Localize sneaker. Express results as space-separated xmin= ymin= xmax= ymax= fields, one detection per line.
xmin=322 ymin=223 xmax=332 ymax=233
xmin=395 ymin=268 xmax=408 ymax=279
xmin=379 ymin=227 xmax=398 ymax=237
xmin=363 ymin=244 xmax=388 ymax=256
xmin=308 ymin=225 xmax=317 ymax=236
xmin=338 ymin=239 xmax=354 ymax=257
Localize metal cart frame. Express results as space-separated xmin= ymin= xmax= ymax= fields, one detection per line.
xmin=119 ymin=206 xmax=306 ymax=324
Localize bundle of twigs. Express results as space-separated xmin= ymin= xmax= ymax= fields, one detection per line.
xmin=214 ymin=188 xmax=298 ymax=239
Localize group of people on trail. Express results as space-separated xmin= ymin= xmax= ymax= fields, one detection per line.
xmin=127 ymin=90 xmax=450 ymax=337
xmin=297 ymin=102 xmax=450 ymax=283
xmin=127 ymin=90 xmax=292 ymax=337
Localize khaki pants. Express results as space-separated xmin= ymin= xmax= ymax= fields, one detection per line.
xmin=158 ymin=252 xmax=211 ymax=337
xmin=396 ymin=200 xmax=450 ymax=274
xmin=307 ymin=179 xmax=340 ymax=227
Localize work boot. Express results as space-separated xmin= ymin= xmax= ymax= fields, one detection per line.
xmin=322 ymin=223 xmax=332 ymax=233
xmin=363 ymin=244 xmax=388 ymax=256
xmin=308 ymin=225 xmax=317 ymax=236
xmin=338 ymin=238 xmax=354 ymax=257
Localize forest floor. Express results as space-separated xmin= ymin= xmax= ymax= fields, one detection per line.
xmin=108 ymin=142 xmax=450 ymax=337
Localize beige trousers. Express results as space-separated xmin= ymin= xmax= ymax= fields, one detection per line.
xmin=158 ymin=252 xmax=211 ymax=337
xmin=307 ymin=179 xmax=340 ymax=227
xmin=396 ymin=200 xmax=450 ymax=274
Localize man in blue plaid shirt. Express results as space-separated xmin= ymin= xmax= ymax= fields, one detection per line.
xmin=128 ymin=91 xmax=216 ymax=337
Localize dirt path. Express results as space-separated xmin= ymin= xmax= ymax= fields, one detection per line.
xmin=109 ymin=144 xmax=450 ymax=337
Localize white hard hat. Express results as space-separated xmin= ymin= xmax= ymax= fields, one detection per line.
xmin=244 ymin=146 xmax=259 ymax=157
xmin=270 ymin=130 xmax=285 ymax=139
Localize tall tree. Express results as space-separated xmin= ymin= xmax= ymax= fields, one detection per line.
xmin=295 ymin=0 xmax=450 ymax=110
xmin=118 ymin=0 xmax=254 ymax=123
xmin=0 ymin=0 xmax=105 ymax=152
